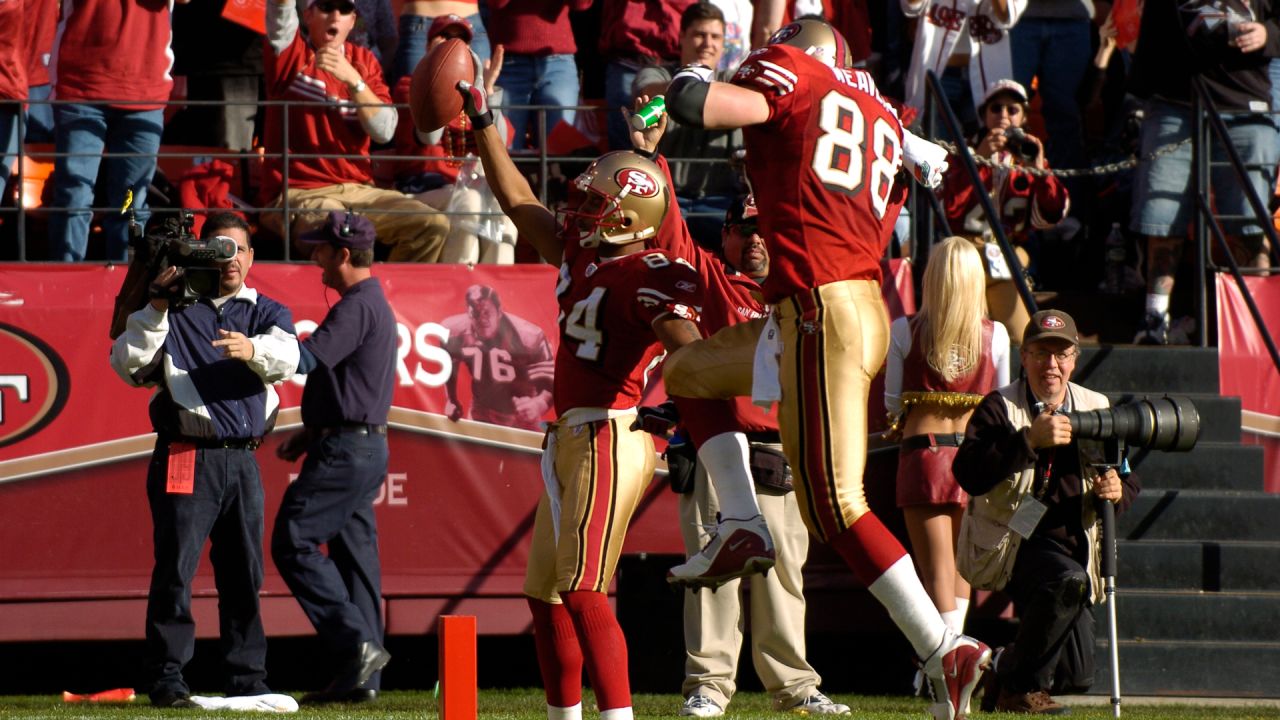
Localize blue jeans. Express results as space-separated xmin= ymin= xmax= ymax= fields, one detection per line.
xmin=26 ymin=84 xmax=55 ymax=144
xmin=1010 ymin=17 xmax=1090 ymax=170
xmin=605 ymin=60 xmax=639 ymax=151
xmin=391 ymin=12 xmax=490 ymax=83
xmin=500 ymin=53 xmax=580 ymax=150
xmin=272 ymin=430 xmax=389 ymax=688
xmin=0 ymin=102 xmax=17 ymax=184
xmin=49 ymin=103 xmax=163 ymax=261
xmin=145 ymin=443 xmax=269 ymax=698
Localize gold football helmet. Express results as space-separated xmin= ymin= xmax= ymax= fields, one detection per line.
xmin=563 ymin=151 xmax=670 ymax=248
xmin=768 ymin=17 xmax=853 ymax=69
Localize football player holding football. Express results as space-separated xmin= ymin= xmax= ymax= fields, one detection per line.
xmin=455 ymin=80 xmax=703 ymax=720
xmin=664 ymin=17 xmax=990 ymax=720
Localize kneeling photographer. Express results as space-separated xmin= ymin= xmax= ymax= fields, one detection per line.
xmin=952 ymin=310 xmax=1139 ymax=715
xmin=940 ymin=80 xmax=1071 ymax=344
xmin=109 ymin=212 xmax=300 ymax=708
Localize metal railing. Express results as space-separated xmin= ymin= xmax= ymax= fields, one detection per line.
xmin=1190 ymin=78 xmax=1280 ymax=376
xmin=1 ymin=96 xmax=735 ymax=262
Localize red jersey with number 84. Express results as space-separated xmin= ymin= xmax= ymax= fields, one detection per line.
xmin=552 ymin=244 xmax=701 ymax=415
xmin=732 ymin=43 xmax=907 ymax=303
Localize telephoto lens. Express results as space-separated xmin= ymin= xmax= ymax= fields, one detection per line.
xmin=1066 ymin=395 xmax=1200 ymax=452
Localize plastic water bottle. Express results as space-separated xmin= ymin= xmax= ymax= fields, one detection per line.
xmin=1104 ymin=223 xmax=1126 ymax=294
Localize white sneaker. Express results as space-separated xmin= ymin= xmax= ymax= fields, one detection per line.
xmin=680 ymin=694 xmax=724 ymax=717
xmin=668 ymin=515 xmax=776 ymax=588
xmin=785 ymin=692 xmax=850 ymax=715
xmin=924 ymin=631 xmax=991 ymax=720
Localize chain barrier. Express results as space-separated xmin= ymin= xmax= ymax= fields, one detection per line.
xmin=929 ymin=137 xmax=1193 ymax=178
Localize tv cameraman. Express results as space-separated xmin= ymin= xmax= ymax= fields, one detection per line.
xmin=109 ymin=212 xmax=300 ymax=708
xmin=940 ymin=80 xmax=1070 ymax=344
xmin=952 ymin=309 xmax=1139 ymax=715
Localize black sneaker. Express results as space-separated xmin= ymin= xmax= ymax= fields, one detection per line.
xmin=151 ymin=691 xmax=198 ymax=708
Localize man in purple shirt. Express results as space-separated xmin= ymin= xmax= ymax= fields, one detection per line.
xmin=272 ymin=211 xmax=397 ymax=705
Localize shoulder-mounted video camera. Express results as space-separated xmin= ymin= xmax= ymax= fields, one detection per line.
xmin=108 ymin=211 xmax=237 ymax=339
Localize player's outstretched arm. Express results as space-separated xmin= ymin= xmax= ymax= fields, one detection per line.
xmin=666 ymin=65 xmax=770 ymax=131
xmin=457 ymin=81 xmax=564 ymax=265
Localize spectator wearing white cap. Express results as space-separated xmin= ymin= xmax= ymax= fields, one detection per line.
xmin=939 ymin=79 xmax=1069 ymax=344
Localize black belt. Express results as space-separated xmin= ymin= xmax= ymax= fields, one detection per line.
xmin=901 ymin=433 xmax=965 ymax=451
xmin=165 ymin=435 xmax=262 ymax=450
xmin=315 ymin=423 xmax=387 ymax=438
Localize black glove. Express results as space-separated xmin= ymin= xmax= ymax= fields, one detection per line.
xmin=630 ymin=400 xmax=680 ymax=435
xmin=456 ymin=80 xmax=494 ymax=131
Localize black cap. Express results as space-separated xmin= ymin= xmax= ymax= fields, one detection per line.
xmin=299 ymin=211 xmax=376 ymax=251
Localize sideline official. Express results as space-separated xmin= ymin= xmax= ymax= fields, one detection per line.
xmin=110 ymin=212 xmax=300 ymax=708
xmin=271 ymin=211 xmax=396 ymax=705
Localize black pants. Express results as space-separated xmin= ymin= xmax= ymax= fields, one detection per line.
xmin=1000 ymin=535 xmax=1096 ymax=695
xmin=271 ymin=430 xmax=389 ymax=688
xmin=145 ymin=442 xmax=268 ymax=697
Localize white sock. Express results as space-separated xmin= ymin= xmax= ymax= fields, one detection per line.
xmin=941 ymin=608 xmax=965 ymax=635
xmin=548 ymin=703 xmax=582 ymax=720
xmin=954 ymin=596 xmax=970 ymax=632
xmin=697 ymin=432 xmax=761 ymax=521
xmin=867 ymin=556 xmax=948 ymax=659
xmin=600 ymin=707 xmax=633 ymax=720
xmin=1145 ymin=292 xmax=1169 ymax=316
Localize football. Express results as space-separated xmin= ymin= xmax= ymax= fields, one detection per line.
xmin=409 ymin=38 xmax=475 ymax=133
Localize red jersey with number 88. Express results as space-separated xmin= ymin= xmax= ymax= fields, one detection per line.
xmin=552 ymin=244 xmax=701 ymax=415
xmin=732 ymin=43 xmax=907 ymax=303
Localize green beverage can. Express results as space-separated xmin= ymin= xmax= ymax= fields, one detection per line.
xmin=629 ymin=95 xmax=667 ymax=131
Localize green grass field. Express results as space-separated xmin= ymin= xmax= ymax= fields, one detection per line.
xmin=4 ymin=689 xmax=1280 ymax=720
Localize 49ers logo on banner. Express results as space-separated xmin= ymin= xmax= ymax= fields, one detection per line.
xmin=0 ymin=324 xmax=70 ymax=448
xmin=614 ymin=169 xmax=660 ymax=198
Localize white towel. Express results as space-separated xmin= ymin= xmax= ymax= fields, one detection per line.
xmin=541 ymin=427 xmax=562 ymax=539
xmin=752 ymin=315 xmax=782 ymax=410
xmin=189 ymin=694 xmax=299 ymax=712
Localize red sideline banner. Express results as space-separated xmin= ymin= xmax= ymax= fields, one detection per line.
xmin=1216 ymin=273 xmax=1280 ymax=493
xmin=0 ymin=261 xmax=913 ymax=641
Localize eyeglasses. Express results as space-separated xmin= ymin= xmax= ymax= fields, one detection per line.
xmin=727 ymin=221 xmax=759 ymax=235
xmin=1026 ymin=349 xmax=1077 ymax=364
xmin=313 ymin=0 xmax=355 ymax=14
xmin=986 ymin=103 xmax=1023 ymax=116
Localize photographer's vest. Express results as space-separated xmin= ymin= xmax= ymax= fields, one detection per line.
xmin=957 ymin=380 xmax=1111 ymax=605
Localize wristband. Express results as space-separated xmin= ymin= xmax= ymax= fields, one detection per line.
xmin=470 ymin=109 xmax=494 ymax=131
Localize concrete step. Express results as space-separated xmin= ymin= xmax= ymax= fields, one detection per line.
xmin=1117 ymin=540 xmax=1280 ymax=592
xmin=1095 ymin=590 xmax=1280 ymax=642
xmin=1118 ymin=490 xmax=1280 ymax=542
xmin=1127 ymin=443 xmax=1264 ymax=491
xmin=1091 ymin=639 xmax=1280 ymax=699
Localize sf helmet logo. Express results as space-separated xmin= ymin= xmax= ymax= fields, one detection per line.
xmin=615 ymin=169 xmax=659 ymax=198
xmin=0 ymin=323 xmax=71 ymax=448
xmin=769 ymin=23 xmax=801 ymax=44
xmin=1041 ymin=315 xmax=1067 ymax=329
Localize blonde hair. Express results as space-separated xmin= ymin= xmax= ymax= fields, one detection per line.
xmin=918 ymin=236 xmax=988 ymax=382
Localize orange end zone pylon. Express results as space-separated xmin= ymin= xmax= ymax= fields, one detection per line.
xmin=439 ymin=615 xmax=478 ymax=720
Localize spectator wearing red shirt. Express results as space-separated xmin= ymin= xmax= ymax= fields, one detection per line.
xmin=599 ymin=0 xmax=696 ymax=150
xmin=489 ymin=0 xmax=589 ymax=150
xmin=48 ymin=0 xmax=175 ymax=262
xmin=262 ymin=0 xmax=450 ymax=262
